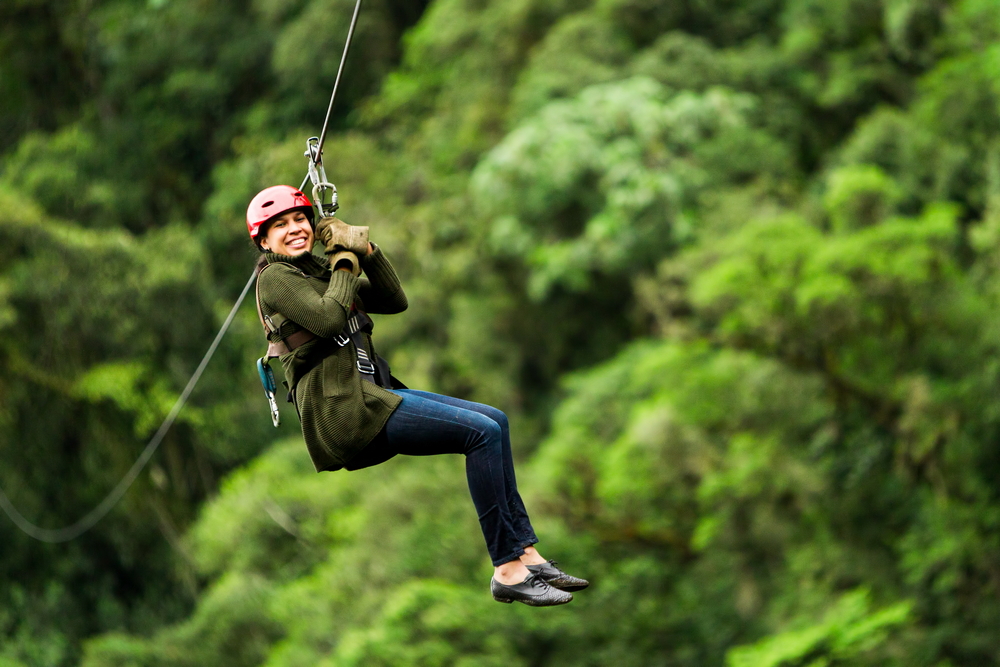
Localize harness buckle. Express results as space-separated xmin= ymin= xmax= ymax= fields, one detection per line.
xmin=355 ymin=347 xmax=376 ymax=375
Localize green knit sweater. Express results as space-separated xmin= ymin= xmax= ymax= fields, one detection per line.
xmin=257 ymin=245 xmax=407 ymax=471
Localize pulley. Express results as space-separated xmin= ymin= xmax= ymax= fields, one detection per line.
xmin=304 ymin=136 xmax=339 ymax=219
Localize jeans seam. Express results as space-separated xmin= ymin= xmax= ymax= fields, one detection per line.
xmin=394 ymin=406 xmax=492 ymax=438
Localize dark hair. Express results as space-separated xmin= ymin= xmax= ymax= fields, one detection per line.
xmin=250 ymin=223 xmax=268 ymax=275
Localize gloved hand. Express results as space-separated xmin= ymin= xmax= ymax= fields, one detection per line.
xmin=315 ymin=217 xmax=369 ymax=256
xmin=329 ymin=250 xmax=362 ymax=277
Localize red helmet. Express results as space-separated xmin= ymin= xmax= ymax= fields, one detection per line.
xmin=246 ymin=185 xmax=314 ymax=240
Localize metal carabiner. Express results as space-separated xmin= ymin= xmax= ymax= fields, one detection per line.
xmin=311 ymin=181 xmax=339 ymax=218
xmin=304 ymin=137 xmax=339 ymax=218
xmin=256 ymin=358 xmax=281 ymax=427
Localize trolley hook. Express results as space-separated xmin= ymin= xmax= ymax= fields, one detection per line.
xmin=304 ymin=136 xmax=339 ymax=218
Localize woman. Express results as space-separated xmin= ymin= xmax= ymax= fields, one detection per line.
xmin=248 ymin=185 xmax=588 ymax=606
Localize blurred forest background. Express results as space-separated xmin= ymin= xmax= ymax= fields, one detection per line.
xmin=3 ymin=0 xmax=1000 ymax=665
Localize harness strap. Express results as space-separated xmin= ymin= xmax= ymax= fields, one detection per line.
xmin=351 ymin=331 xmax=377 ymax=380
xmin=255 ymin=264 xmax=319 ymax=358
xmin=255 ymin=263 xmax=393 ymax=389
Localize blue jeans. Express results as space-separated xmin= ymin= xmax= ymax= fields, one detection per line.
xmin=381 ymin=389 xmax=539 ymax=566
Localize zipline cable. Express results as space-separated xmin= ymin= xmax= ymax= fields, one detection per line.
xmin=300 ymin=0 xmax=362 ymax=198
xmin=315 ymin=0 xmax=363 ymax=164
xmin=0 ymin=271 xmax=257 ymax=543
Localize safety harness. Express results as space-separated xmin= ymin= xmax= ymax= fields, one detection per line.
xmin=254 ymin=262 xmax=394 ymax=426
xmin=252 ymin=0 xmax=369 ymax=429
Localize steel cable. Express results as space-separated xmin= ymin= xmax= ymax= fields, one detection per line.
xmin=315 ymin=0 xmax=364 ymax=163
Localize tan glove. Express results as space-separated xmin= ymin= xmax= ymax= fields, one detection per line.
xmin=329 ymin=250 xmax=361 ymax=277
xmin=315 ymin=217 xmax=369 ymax=255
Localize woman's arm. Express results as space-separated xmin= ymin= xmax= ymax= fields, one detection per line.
xmin=259 ymin=263 xmax=359 ymax=338
xmin=357 ymin=244 xmax=408 ymax=314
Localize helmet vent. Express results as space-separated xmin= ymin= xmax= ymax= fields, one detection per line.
xmin=293 ymin=191 xmax=303 ymax=196
xmin=262 ymin=200 xmax=274 ymax=208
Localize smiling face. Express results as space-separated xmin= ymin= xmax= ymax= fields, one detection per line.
xmin=259 ymin=209 xmax=314 ymax=255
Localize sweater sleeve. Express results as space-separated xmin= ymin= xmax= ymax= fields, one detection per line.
xmin=357 ymin=244 xmax=408 ymax=314
xmin=258 ymin=263 xmax=360 ymax=338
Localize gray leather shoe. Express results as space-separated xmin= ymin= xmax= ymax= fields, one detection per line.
xmin=491 ymin=574 xmax=573 ymax=606
xmin=526 ymin=560 xmax=589 ymax=592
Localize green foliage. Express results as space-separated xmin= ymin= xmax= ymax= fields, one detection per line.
xmin=328 ymin=581 xmax=525 ymax=667
xmin=824 ymin=165 xmax=903 ymax=232
xmin=81 ymin=573 xmax=283 ymax=667
xmin=7 ymin=0 xmax=1000 ymax=665
xmin=474 ymin=77 xmax=790 ymax=298
xmin=726 ymin=589 xmax=912 ymax=667
xmin=0 ymin=1 xmax=91 ymax=151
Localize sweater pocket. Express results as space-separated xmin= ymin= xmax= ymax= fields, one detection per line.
xmin=321 ymin=350 xmax=353 ymax=397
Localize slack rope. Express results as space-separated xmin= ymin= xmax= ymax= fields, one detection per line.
xmin=2 ymin=0 xmax=363 ymax=544
xmin=0 ymin=271 xmax=257 ymax=543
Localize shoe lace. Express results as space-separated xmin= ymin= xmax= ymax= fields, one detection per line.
xmin=523 ymin=573 xmax=550 ymax=590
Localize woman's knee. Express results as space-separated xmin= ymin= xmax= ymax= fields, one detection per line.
xmin=492 ymin=409 xmax=510 ymax=433
xmin=475 ymin=404 xmax=508 ymax=433
xmin=467 ymin=416 xmax=503 ymax=454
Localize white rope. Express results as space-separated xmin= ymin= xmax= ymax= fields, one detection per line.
xmin=0 ymin=271 xmax=257 ymax=543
